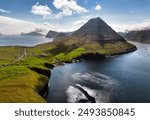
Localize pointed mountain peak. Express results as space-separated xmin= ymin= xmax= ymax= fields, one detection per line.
xmin=87 ymin=17 xmax=104 ymax=23
xmin=73 ymin=17 xmax=124 ymax=42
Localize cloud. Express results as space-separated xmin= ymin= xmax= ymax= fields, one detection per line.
xmin=0 ymin=16 xmax=46 ymax=35
xmin=95 ymin=5 xmax=102 ymax=11
xmin=43 ymin=21 xmax=78 ymax=32
xmin=53 ymin=0 xmax=89 ymax=17
xmin=2 ymin=15 xmax=149 ymax=35
xmin=110 ymin=20 xmax=150 ymax=32
xmin=53 ymin=13 xmax=63 ymax=19
xmin=73 ymin=15 xmax=100 ymax=29
xmin=31 ymin=2 xmax=52 ymax=18
xmin=0 ymin=15 xmax=77 ymax=35
xmin=32 ymin=28 xmax=45 ymax=33
xmin=73 ymin=17 xmax=150 ymax=33
xmin=74 ymin=20 xmax=87 ymax=26
xmin=0 ymin=8 xmax=11 ymax=13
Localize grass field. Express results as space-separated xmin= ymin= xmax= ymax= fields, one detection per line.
xmin=0 ymin=38 xmax=136 ymax=102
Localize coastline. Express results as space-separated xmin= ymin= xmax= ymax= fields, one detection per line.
xmin=0 ymin=40 xmax=137 ymax=103
xmin=37 ymin=45 xmax=137 ymax=102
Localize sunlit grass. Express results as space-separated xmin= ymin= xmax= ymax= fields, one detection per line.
xmin=0 ymin=66 xmax=48 ymax=102
xmin=0 ymin=38 xmax=136 ymax=103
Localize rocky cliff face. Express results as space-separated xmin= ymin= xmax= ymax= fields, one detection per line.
xmin=46 ymin=30 xmax=67 ymax=38
xmin=124 ymin=29 xmax=150 ymax=43
xmin=72 ymin=17 xmax=125 ymax=42
xmin=46 ymin=30 xmax=59 ymax=38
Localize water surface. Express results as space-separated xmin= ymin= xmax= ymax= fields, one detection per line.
xmin=47 ymin=41 xmax=150 ymax=103
xmin=0 ymin=35 xmax=53 ymax=47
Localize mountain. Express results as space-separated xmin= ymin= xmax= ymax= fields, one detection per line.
xmin=72 ymin=17 xmax=125 ymax=43
xmin=46 ymin=30 xmax=58 ymax=38
xmin=21 ymin=32 xmax=44 ymax=36
xmin=46 ymin=30 xmax=68 ymax=38
xmin=47 ymin=17 xmax=125 ymax=43
xmin=124 ymin=29 xmax=150 ymax=43
xmin=53 ymin=17 xmax=136 ymax=56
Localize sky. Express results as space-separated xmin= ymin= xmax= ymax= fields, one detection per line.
xmin=0 ymin=0 xmax=150 ymax=35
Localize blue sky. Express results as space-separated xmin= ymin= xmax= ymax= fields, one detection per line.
xmin=0 ymin=0 xmax=150 ymax=34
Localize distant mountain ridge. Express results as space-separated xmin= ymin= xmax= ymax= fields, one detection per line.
xmin=124 ymin=29 xmax=150 ymax=43
xmin=46 ymin=30 xmax=69 ymax=38
xmin=21 ymin=32 xmax=44 ymax=36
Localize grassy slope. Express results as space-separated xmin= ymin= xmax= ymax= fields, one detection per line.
xmin=0 ymin=66 xmax=48 ymax=102
xmin=0 ymin=46 xmax=22 ymax=65
xmin=0 ymin=38 xmax=136 ymax=102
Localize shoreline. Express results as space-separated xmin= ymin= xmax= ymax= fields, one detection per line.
xmin=0 ymin=40 xmax=137 ymax=103
xmin=38 ymin=46 xmax=137 ymax=102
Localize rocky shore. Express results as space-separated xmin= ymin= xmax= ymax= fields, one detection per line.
xmin=36 ymin=46 xmax=137 ymax=102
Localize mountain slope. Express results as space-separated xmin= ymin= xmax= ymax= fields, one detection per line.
xmin=72 ymin=17 xmax=125 ymax=43
xmin=124 ymin=29 xmax=150 ymax=43
xmin=53 ymin=17 xmax=136 ymax=56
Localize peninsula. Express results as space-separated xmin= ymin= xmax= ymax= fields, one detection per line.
xmin=0 ymin=17 xmax=137 ymax=103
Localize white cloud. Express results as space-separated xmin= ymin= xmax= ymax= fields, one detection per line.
xmin=80 ymin=14 xmax=98 ymax=20
xmin=1 ymin=15 xmax=149 ymax=35
xmin=0 ymin=15 xmax=77 ymax=35
xmin=73 ymin=15 xmax=101 ymax=29
xmin=43 ymin=21 xmax=78 ymax=32
xmin=0 ymin=8 xmax=11 ymax=13
xmin=110 ymin=20 xmax=150 ymax=32
xmin=0 ymin=16 xmax=47 ymax=35
xmin=31 ymin=2 xmax=52 ymax=18
xmin=95 ymin=5 xmax=102 ymax=11
xmin=74 ymin=17 xmax=150 ymax=33
xmin=53 ymin=13 xmax=63 ymax=19
xmin=53 ymin=0 xmax=89 ymax=17
xmin=74 ymin=20 xmax=87 ymax=26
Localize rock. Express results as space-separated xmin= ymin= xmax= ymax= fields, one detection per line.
xmin=44 ymin=63 xmax=55 ymax=69
xmin=46 ymin=30 xmax=59 ymax=38
xmin=38 ymin=83 xmax=49 ymax=98
xmin=29 ymin=67 xmax=51 ymax=78
xmin=74 ymin=53 xmax=105 ymax=60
